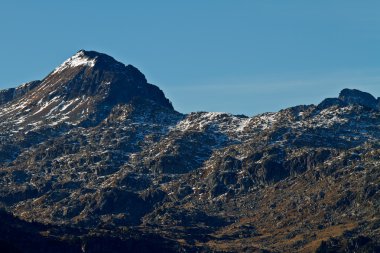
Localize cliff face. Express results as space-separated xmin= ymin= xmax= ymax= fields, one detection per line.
xmin=0 ymin=50 xmax=379 ymax=252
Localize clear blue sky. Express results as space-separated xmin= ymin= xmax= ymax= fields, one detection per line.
xmin=1 ymin=1 xmax=379 ymax=115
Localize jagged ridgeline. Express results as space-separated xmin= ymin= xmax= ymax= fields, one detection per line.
xmin=0 ymin=50 xmax=379 ymax=253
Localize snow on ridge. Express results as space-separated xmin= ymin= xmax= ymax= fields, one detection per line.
xmin=52 ymin=51 xmax=97 ymax=75
xmin=298 ymin=106 xmax=352 ymax=128
xmin=253 ymin=112 xmax=278 ymax=130
xmin=174 ymin=111 xmax=251 ymax=134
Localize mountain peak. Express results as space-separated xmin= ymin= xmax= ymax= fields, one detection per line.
xmin=338 ymin=88 xmax=378 ymax=110
xmin=52 ymin=50 xmax=97 ymax=74
xmin=0 ymin=50 xmax=174 ymax=129
xmin=44 ymin=50 xmax=166 ymax=105
xmin=51 ymin=50 xmax=126 ymax=75
xmin=318 ymin=88 xmax=379 ymax=110
xmin=46 ymin=50 xmax=174 ymax=110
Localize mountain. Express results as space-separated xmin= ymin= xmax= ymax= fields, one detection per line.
xmin=0 ymin=50 xmax=173 ymax=130
xmin=0 ymin=50 xmax=379 ymax=253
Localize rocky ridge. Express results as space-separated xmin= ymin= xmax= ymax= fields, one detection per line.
xmin=0 ymin=50 xmax=379 ymax=252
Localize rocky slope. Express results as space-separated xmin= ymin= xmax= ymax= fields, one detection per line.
xmin=0 ymin=50 xmax=379 ymax=252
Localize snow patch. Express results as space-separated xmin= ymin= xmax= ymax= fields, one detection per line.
xmin=52 ymin=51 xmax=96 ymax=74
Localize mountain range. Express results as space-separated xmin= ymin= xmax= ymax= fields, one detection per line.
xmin=0 ymin=50 xmax=379 ymax=252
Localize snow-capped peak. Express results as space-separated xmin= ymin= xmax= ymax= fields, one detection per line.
xmin=52 ymin=50 xmax=97 ymax=75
